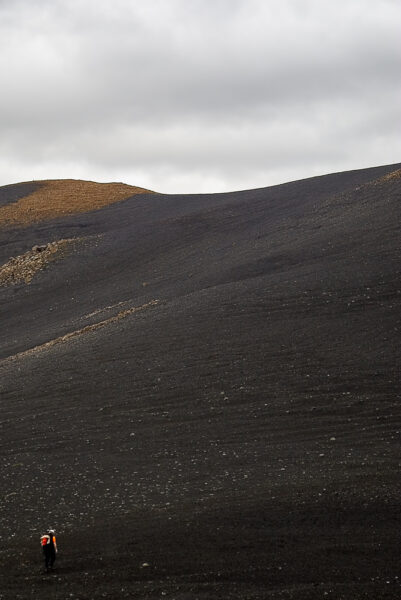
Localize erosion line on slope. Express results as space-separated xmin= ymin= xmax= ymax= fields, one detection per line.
xmin=2 ymin=300 xmax=159 ymax=363
xmin=82 ymin=300 xmax=130 ymax=320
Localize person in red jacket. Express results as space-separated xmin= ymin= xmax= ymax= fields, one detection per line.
xmin=40 ymin=529 xmax=57 ymax=572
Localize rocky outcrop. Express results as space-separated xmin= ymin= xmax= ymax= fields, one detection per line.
xmin=0 ymin=239 xmax=77 ymax=285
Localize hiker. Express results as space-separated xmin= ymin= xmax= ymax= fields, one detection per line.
xmin=40 ymin=529 xmax=57 ymax=572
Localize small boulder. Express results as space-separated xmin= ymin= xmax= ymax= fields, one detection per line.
xmin=32 ymin=244 xmax=47 ymax=253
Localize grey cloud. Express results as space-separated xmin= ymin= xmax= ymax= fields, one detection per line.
xmin=0 ymin=0 xmax=400 ymax=192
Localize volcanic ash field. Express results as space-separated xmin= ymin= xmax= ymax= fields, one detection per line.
xmin=0 ymin=165 xmax=400 ymax=599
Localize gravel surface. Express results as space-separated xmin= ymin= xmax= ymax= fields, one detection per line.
xmin=0 ymin=163 xmax=400 ymax=599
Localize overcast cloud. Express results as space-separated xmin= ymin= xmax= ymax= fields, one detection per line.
xmin=0 ymin=0 xmax=400 ymax=193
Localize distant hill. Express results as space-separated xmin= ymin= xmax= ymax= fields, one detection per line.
xmin=0 ymin=178 xmax=153 ymax=226
xmin=0 ymin=163 xmax=400 ymax=599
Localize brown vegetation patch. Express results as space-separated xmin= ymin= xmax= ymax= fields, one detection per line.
xmin=0 ymin=179 xmax=153 ymax=227
xmin=3 ymin=300 xmax=159 ymax=362
xmin=352 ymin=168 xmax=401 ymax=193
xmin=380 ymin=168 xmax=401 ymax=182
xmin=0 ymin=238 xmax=78 ymax=286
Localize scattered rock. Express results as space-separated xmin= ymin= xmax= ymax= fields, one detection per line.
xmin=0 ymin=238 xmax=77 ymax=286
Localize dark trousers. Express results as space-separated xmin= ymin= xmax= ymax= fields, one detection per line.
xmin=43 ymin=548 xmax=56 ymax=570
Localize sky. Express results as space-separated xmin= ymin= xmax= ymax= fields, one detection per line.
xmin=0 ymin=0 xmax=400 ymax=194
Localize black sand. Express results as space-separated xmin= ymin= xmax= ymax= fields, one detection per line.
xmin=0 ymin=164 xmax=400 ymax=598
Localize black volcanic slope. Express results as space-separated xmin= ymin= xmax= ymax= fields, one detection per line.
xmin=0 ymin=164 xmax=400 ymax=599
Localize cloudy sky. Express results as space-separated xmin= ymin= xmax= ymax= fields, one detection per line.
xmin=0 ymin=0 xmax=400 ymax=193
